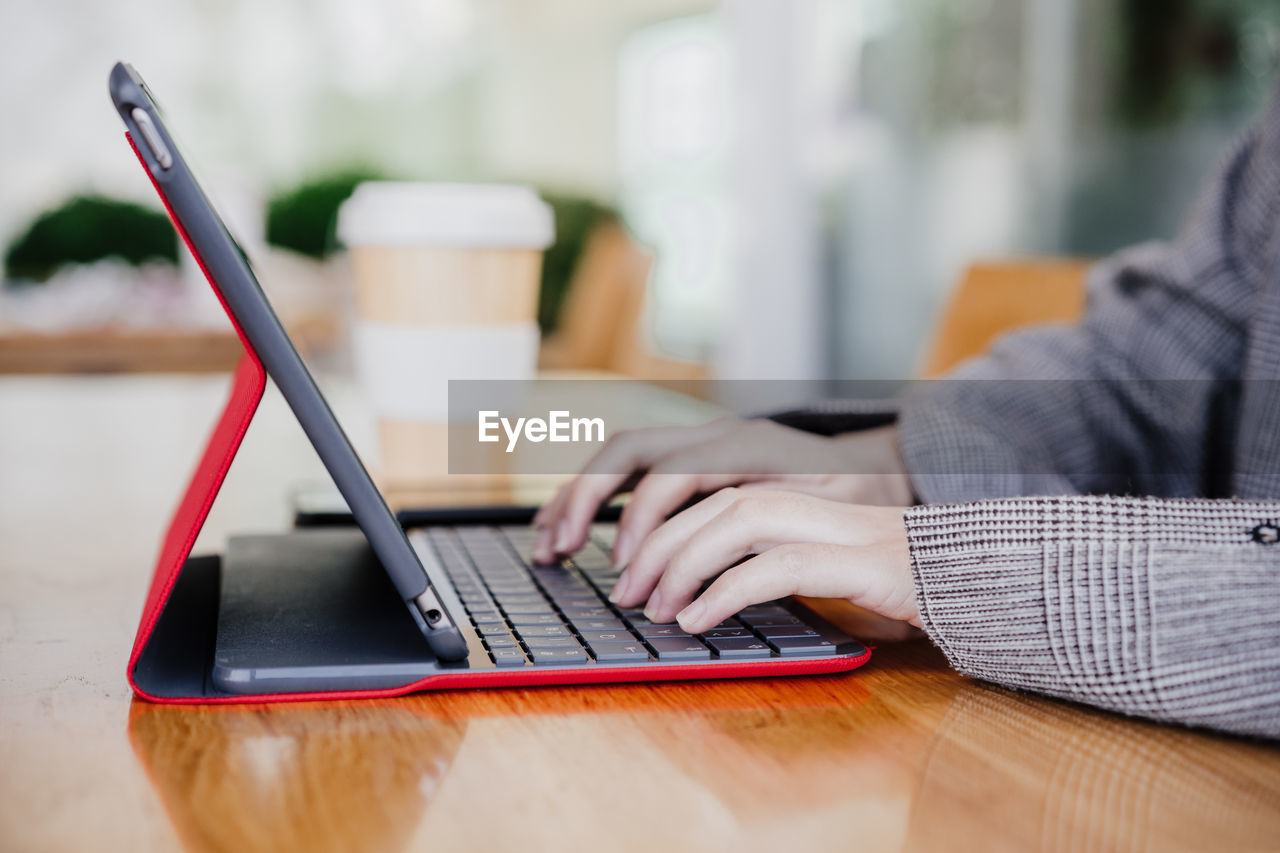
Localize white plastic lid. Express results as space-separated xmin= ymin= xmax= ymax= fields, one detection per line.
xmin=337 ymin=181 xmax=554 ymax=249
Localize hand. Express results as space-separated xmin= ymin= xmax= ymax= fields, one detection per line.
xmin=532 ymin=419 xmax=912 ymax=565
xmin=607 ymin=487 xmax=918 ymax=633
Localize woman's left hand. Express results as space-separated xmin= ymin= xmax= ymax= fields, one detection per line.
xmin=608 ymin=487 xmax=920 ymax=634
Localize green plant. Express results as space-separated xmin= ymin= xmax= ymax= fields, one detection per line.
xmin=3 ymin=195 xmax=178 ymax=283
xmin=538 ymin=193 xmax=618 ymax=335
xmin=265 ymin=169 xmax=384 ymax=260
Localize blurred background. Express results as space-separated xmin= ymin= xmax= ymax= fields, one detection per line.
xmin=3 ymin=0 xmax=1280 ymax=382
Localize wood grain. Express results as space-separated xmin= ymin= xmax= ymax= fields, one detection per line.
xmin=1 ymin=374 xmax=1277 ymax=852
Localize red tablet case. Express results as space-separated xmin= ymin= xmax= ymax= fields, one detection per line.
xmin=123 ymin=132 xmax=871 ymax=704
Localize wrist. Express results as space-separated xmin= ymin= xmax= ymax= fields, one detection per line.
xmin=829 ymin=426 xmax=916 ymax=506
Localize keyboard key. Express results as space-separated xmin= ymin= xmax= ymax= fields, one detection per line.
xmin=756 ymin=625 xmax=822 ymax=639
xmin=559 ymin=607 xmax=614 ymax=620
xmin=540 ymin=582 xmax=593 ymax=596
xmin=738 ymin=609 xmax=802 ymax=626
xmin=494 ymin=593 xmax=546 ymax=606
xmin=502 ymin=603 xmax=557 ymax=615
xmin=485 ymin=638 xmax=520 ymax=651
xmin=508 ymin=613 xmax=565 ymax=626
xmin=637 ymin=624 xmax=692 ymax=639
xmin=570 ymin=618 xmax=628 ymax=632
xmin=740 ymin=614 xmax=805 ymax=629
xmin=490 ymin=649 xmax=527 ymax=666
xmin=478 ymin=567 xmax=521 ymax=578
xmin=528 ymin=647 xmax=589 ymax=665
xmin=768 ymin=636 xmax=837 ymax=656
xmin=701 ymin=628 xmax=752 ymax=639
xmin=513 ymin=624 xmax=572 ymax=638
xmin=493 ymin=590 xmax=542 ymax=602
xmin=529 ymin=564 xmax=573 ymax=577
xmin=550 ymin=590 xmax=605 ymax=603
xmin=521 ymin=638 xmax=581 ymax=649
xmin=646 ymin=637 xmax=712 ymax=661
xmin=551 ymin=595 xmax=607 ymax=610
xmin=590 ymin=642 xmax=651 ymax=663
xmin=706 ymin=637 xmax=774 ymax=659
xmin=578 ymin=630 xmax=636 ymax=645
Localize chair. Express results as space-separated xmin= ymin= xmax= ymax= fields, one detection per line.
xmin=918 ymin=259 xmax=1091 ymax=377
xmin=538 ymin=221 xmax=709 ymax=385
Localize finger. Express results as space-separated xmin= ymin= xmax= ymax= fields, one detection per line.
xmin=535 ymin=470 xmax=642 ymax=562
xmin=552 ymin=425 xmax=723 ymax=556
xmin=673 ymin=544 xmax=865 ymax=634
xmin=531 ymin=484 xmax=571 ymax=562
xmin=631 ymin=488 xmax=856 ymax=616
xmin=610 ymin=487 xmax=743 ymax=608
xmin=643 ymin=497 xmax=783 ymax=621
xmin=613 ymin=469 xmax=746 ymax=568
xmin=612 ymin=432 xmax=799 ymax=566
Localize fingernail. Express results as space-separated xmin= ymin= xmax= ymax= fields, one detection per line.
xmin=643 ymin=588 xmax=664 ymax=622
xmin=676 ymin=600 xmax=706 ymax=632
xmin=554 ymin=519 xmax=572 ymax=553
xmin=608 ymin=569 xmax=630 ymax=603
xmin=612 ymin=531 xmax=634 ymax=568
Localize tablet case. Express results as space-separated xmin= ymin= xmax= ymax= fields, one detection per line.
xmin=123 ymin=132 xmax=871 ymax=704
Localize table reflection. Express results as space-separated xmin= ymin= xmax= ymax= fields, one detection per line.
xmin=127 ymin=674 xmax=892 ymax=851
xmin=128 ymin=702 xmax=467 ymax=852
xmin=906 ymin=684 xmax=1280 ymax=851
xmin=126 ymin=642 xmax=1280 ymax=851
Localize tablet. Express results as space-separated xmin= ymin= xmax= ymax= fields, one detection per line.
xmin=109 ymin=62 xmax=469 ymax=662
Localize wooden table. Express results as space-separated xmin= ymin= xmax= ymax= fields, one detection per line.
xmin=2 ymin=374 xmax=1279 ymax=851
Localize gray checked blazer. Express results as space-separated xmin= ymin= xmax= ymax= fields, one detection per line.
xmin=818 ymin=82 xmax=1280 ymax=738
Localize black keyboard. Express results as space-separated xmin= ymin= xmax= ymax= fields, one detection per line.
xmin=415 ymin=524 xmax=858 ymax=668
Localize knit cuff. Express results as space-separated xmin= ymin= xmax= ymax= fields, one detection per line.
xmin=903 ymin=495 xmax=1280 ymax=729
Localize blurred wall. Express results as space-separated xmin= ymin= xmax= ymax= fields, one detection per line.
xmin=0 ymin=0 xmax=710 ymax=245
xmin=828 ymin=0 xmax=1280 ymax=378
xmin=3 ymin=0 xmax=1278 ymax=380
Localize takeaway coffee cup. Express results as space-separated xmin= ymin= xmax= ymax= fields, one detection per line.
xmin=337 ymin=182 xmax=554 ymax=486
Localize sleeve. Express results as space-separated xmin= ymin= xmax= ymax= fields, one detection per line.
xmin=898 ymin=80 xmax=1280 ymax=503
xmin=905 ymin=494 xmax=1280 ymax=738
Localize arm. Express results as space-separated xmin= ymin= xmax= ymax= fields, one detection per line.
xmin=907 ymin=494 xmax=1280 ymax=738
xmin=613 ymin=486 xmax=1280 ymax=739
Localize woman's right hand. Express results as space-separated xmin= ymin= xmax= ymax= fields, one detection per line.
xmin=531 ymin=418 xmax=913 ymax=567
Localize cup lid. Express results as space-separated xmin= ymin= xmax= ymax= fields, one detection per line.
xmin=337 ymin=181 xmax=555 ymax=249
